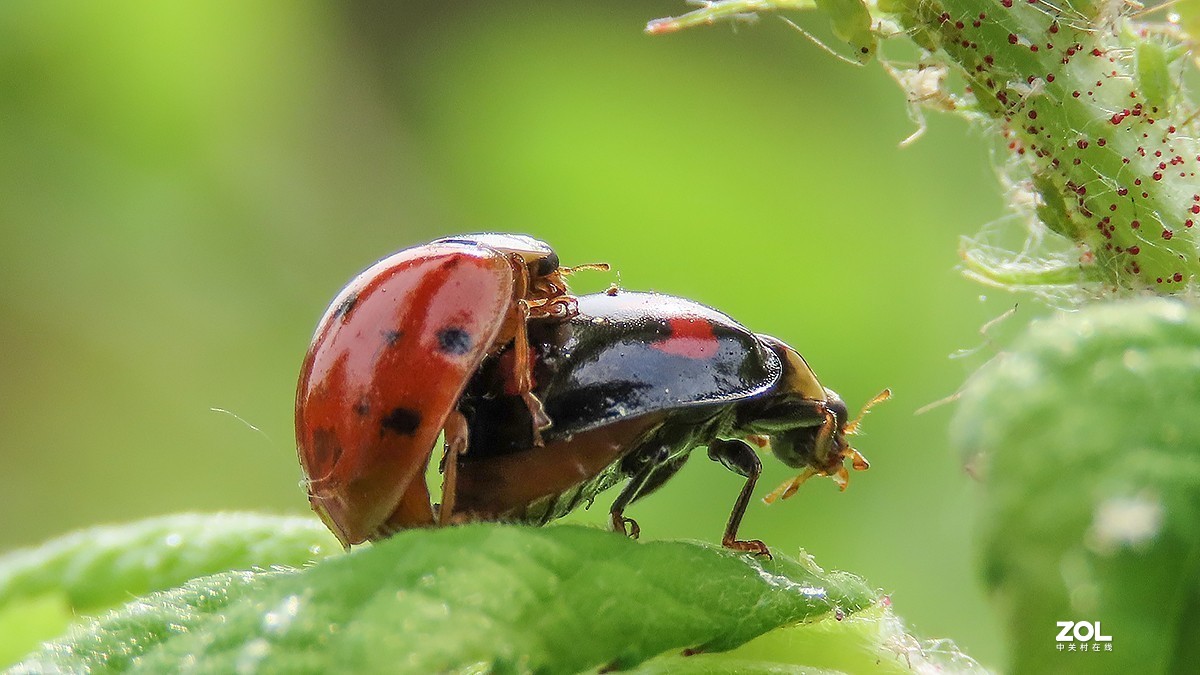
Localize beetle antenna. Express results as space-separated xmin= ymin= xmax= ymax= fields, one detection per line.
xmin=561 ymin=262 xmax=611 ymax=275
xmin=844 ymin=388 xmax=892 ymax=435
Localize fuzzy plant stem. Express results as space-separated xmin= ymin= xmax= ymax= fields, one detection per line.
xmin=891 ymin=0 xmax=1200 ymax=292
xmin=651 ymin=0 xmax=1200 ymax=296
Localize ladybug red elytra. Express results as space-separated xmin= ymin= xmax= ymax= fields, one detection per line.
xmin=295 ymin=234 xmax=606 ymax=546
xmin=451 ymin=291 xmax=889 ymax=557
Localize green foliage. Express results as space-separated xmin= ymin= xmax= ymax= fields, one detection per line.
xmin=0 ymin=513 xmax=339 ymax=666
xmin=952 ymin=298 xmax=1200 ymax=673
xmin=3 ymin=519 xmax=988 ymax=673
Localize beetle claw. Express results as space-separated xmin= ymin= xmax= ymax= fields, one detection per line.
xmin=521 ymin=391 xmax=552 ymax=447
xmin=723 ymin=537 xmax=772 ymax=559
xmin=612 ymin=515 xmax=640 ymax=539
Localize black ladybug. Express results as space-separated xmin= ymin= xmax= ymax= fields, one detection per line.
xmin=446 ymin=291 xmax=888 ymax=557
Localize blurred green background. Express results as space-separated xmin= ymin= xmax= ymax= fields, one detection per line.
xmin=1 ymin=0 xmax=1021 ymax=668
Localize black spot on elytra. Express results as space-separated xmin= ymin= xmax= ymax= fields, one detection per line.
xmin=380 ymin=407 xmax=422 ymax=436
xmin=353 ymin=399 xmax=370 ymax=416
xmin=333 ymin=293 xmax=358 ymax=319
xmin=437 ymin=327 xmax=472 ymax=355
xmin=382 ymin=329 xmax=403 ymax=346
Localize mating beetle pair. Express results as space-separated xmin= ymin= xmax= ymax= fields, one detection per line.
xmin=295 ymin=234 xmax=887 ymax=555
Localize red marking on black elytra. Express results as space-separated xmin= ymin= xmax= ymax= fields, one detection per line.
xmin=499 ymin=345 xmax=539 ymax=396
xmin=652 ymin=317 xmax=719 ymax=359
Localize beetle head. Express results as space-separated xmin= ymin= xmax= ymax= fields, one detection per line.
xmin=763 ymin=387 xmax=889 ymax=503
xmin=767 ymin=387 xmax=850 ymax=474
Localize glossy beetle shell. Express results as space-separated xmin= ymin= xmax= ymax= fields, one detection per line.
xmin=295 ymin=235 xmax=565 ymax=545
xmin=464 ymin=291 xmax=783 ymax=451
xmin=452 ymin=291 xmax=833 ymax=525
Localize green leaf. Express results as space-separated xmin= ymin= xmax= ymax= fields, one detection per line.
xmin=0 ymin=512 xmax=339 ymax=666
xmin=952 ymin=298 xmax=1200 ymax=674
xmin=9 ymin=524 xmax=899 ymax=673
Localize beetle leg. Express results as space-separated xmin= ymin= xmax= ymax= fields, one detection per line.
xmin=708 ymin=439 xmax=771 ymax=558
xmin=812 ymin=407 xmax=838 ymax=456
xmin=506 ymin=254 xmax=552 ymax=444
xmin=513 ymin=299 xmax=552 ymax=441
xmin=609 ymin=458 xmax=660 ymax=539
xmin=437 ymin=410 xmax=469 ymax=526
xmin=526 ymin=294 xmax=577 ymax=320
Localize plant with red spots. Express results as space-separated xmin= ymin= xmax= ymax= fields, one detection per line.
xmin=649 ymin=0 xmax=1200 ymax=296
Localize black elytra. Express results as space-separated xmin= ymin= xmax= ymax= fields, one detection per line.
xmin=451 ymin=291 xmax=873 ymax=557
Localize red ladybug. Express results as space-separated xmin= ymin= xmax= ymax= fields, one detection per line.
xmin=451 ymin=290 xmax=889 ymax=556
xmin=295 ymin=234 xmax=605 ymax=546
